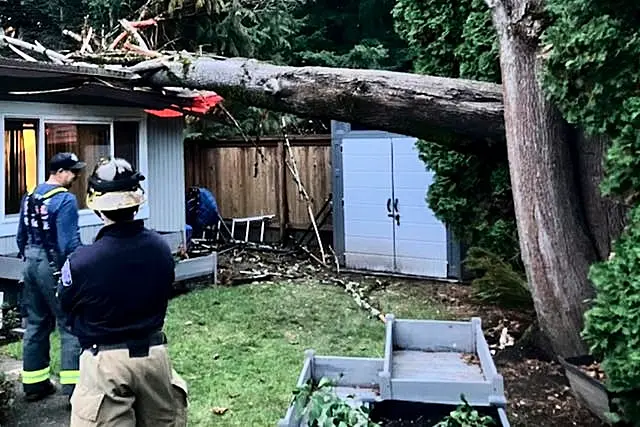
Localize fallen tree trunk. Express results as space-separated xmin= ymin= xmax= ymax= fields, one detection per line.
xmin=131 ymin=55 xmax=505 ymax=149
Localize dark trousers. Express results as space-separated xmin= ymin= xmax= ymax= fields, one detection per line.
xmin=22 ymin=247 xmax=81 ymax=396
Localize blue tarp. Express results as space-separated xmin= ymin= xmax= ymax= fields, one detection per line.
xmin=186 ymin=187 xmax=220 ymax=237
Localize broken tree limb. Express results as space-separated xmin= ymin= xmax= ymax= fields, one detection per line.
xmin=217 ymin=103 xmax=266 ymax=164
xmin=299 ymin=245 xmax=328 ymax=268
xmin=123 ymin=42 xmax=163 ymax=57
xmin=119 ymin=19 xmax=149 ymax=50
xmin=7 ymin=44 xmax=37 ymax=62
xmin=329 ymin=278 xmax=386 ymax=323
xmin=80 ymin=27 xmax=94 ymax=54
xmin=328 ymin=245 xmax=340 ymax=274
xmin=281 ymin=117 xmax=326 ymax=264
xmin=62 ymin=29 xmax=94 ymax=52
xmin=34 ymin=40 xmax=65 ymax=64
xmin=132 ymin=55 xmax=505 ymax=148
xmin=0 ymin=36 xmax=69 ymax=63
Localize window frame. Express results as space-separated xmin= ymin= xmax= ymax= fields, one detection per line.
xmin=0 ymin=101 xmax=149 ymax=237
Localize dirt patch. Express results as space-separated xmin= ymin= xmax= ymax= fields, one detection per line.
xmin=370 ymin=400 xmax=501 ymax=427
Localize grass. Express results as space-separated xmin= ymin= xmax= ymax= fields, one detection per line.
xmin=1 ymin=279 xmax=448 ymax=426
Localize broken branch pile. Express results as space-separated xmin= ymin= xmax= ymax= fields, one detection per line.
xmin=0 ymin=17 xmax=166 ymax=67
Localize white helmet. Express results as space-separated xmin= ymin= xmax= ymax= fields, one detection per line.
xmin=86 ymin=157 xmax=146 ymax=211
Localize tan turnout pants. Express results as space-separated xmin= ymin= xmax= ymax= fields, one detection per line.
xmin=70 ymin=344 xmax=188 ymax=427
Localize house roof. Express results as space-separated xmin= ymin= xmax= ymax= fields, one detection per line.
xmin=0 ymin=57 xmax=222 ymax=114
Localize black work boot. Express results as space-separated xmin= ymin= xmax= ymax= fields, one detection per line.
xmin=24 ymin=380 xmax=56 ymax=402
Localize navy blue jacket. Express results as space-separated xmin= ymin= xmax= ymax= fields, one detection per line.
xmin=58 ymin=220 xmax=175 ymax=348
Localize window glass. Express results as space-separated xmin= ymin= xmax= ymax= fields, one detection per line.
xmin=114 ymin=121 xmax=140 ymax=168
xmin=4 ymin=119 xmax=39 ymax=215
xmin=45 ymin=123 xmax=110 ymax=209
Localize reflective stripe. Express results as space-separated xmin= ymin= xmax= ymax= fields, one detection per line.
xmin=42 ymin=187 xmax=67 ymax=199
xmin=28 ymin=187 xmax=68 ymax=199
xmin=59 ymin=370 xmax=80 ymax=385
xmin=22 ymin=366 xmax=51 ymax=384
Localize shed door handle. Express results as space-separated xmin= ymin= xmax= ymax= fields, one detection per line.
xmin=386 ymin=198 xmax=391 ymax=213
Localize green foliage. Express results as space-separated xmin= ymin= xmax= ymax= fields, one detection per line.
xmin=295 ymin=41 xmax=390 ymax=69
xmin=542 ymin=1 xmax=640 ymax=202
xmin=393 ymin=0 xmax=519 ymax=278
xmin=417 ymin=141 xmax=519 ymax=268
xmin=392 ymin=0 xmax=500 ymax=81
xmin=0 ymin=372 xmax=14 ymax=425
xmin=292 ymin=376 xmax=380 ymax=427
xmin=0 ymin=0 xmax=86 ymax=49
xmin=433 ymin=395 xmax=496 ymax=427
xmin=582 ymin=205 xmax=640 ymax=424
xmin=464 ymin=247 xmax=532 ymax=310
xmin=1 ymin=306 xmax=21 ymax=332
xmin=542 ymin=0 xmax=640 ymax=423
xmin=292 ymin=382 xmax=497 ymax=427
xmin=290 ymin=0 xmax=411 ymax=71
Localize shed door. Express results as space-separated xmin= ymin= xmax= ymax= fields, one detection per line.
xmin=342 ymin=138 xmax=395 ymax=272
xmin=391 ymin=137 xmax=448 ymax=277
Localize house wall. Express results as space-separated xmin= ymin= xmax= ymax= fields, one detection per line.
xmin=0 ymin=104 xmax=186 ymax=255
xmin=146 ymin=115 xmax=186 ymax=248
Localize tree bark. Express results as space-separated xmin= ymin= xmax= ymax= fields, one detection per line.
xmin=574 ymin=131 xmax=628 ymax=259
xmin=487 ymin=0 xmax=598 ymax=357
xmin=131 ymin=56 xmax=505 ymax=151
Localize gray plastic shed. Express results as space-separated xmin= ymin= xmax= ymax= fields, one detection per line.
xmin=331 ymin=121 xmax=464 ymax=280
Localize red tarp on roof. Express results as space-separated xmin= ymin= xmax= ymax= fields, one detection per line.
xmin=145 ymin=92 xmax=224 ymax=118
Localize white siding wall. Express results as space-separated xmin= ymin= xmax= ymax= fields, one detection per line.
xmin=0 ymin=114 xmax=186 ymax=255
xmin=145 ymin=116 xmax=186 ymax=234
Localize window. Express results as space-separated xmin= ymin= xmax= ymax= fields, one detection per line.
xmin=45 ymin=123 xmax=111 ymax=209
xmin=4 ymin=119 xmax=39 ymax=215
xmin=114 ymin=121 xmax=140 ymax=169
xmin=3 ymin=117 xmax=142 ymax=215
xmin=350 ymin=123 xmax=372 ymax=131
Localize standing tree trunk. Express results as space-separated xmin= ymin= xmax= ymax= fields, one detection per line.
xmin=486 ymin=0 xmax=598 ymax=357
xmin=575 ymin=132 xmax=627 ymax=259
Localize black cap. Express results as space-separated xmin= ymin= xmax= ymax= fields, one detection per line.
xmin=48 ymin=152 xmax=86 ymax=173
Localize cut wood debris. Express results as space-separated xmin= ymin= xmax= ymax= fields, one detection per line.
xmin=211 ymin=406 xmax=229 ymax=415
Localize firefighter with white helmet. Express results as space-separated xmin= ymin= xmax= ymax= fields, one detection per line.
xmin=57 ymin=157 xmax=188 ymax=426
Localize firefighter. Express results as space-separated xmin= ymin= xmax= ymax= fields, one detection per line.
xmin=57 ymin=157 xmax=188 ymax=427
xmin=16 ymin=152 xmax=85 ymax=402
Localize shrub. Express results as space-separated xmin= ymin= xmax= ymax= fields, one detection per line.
xmin=292 ymin=377 xmax=379 ymax=427
xmin=582 ymin=205 xmax=640 ymax=424
xmin=433 ymin=394 xmax=496 ymax=427
xmin=464 ymin=247 xmax=533 ymax=310
xmin=0 ymin=372 xmax=15 ymax=424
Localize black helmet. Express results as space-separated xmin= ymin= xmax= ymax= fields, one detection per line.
xmin=86 ymin=157 xmax=146 ymax=211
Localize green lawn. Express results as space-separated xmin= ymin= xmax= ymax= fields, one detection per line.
xmin=1 ymin=280 xmax=447 ymax=426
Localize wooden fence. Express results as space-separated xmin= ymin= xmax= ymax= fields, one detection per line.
xmin=184 ymin=135 xmax=332 ymax=235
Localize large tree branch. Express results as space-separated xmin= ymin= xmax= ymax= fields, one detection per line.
xmin=131 ymin=55 xmax=506 ymax=149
